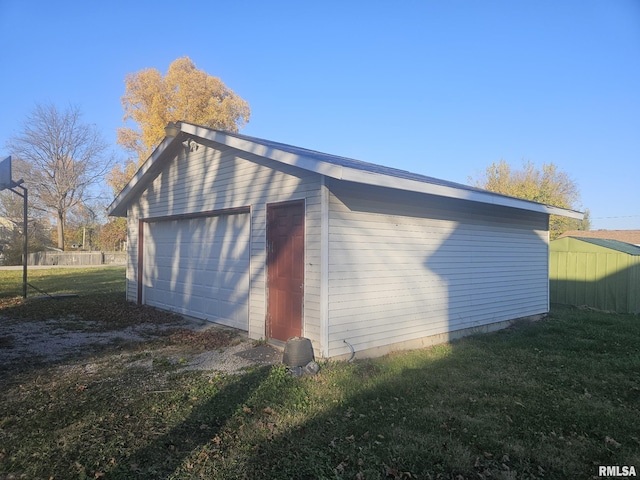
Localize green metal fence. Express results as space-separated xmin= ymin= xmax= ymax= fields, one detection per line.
xmin=550 ymin=237 xmax=640 ymax=314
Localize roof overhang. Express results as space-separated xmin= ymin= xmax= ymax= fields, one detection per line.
xmin=108 ymin=122 xmax=584 ymax=221
xmin=108 ymin=134 xmax=181 ymax=217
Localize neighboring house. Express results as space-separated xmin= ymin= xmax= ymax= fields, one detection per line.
xmin=108 ymin=122 xmax=583 ymax=359
xmin=558 ymin=230 xmax=640 ymax=247
xmin=550 ymin=237 xmax=640 ymax=314
xmin=0 ymin=217 xmax=17 ymax=265
xmin=0 ymin=216 xmax=15 ymax=240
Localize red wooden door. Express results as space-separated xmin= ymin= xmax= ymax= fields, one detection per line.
xmin=267 ymin=200 xmax=304 ymax=341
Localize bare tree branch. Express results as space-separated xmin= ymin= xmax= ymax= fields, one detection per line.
xmin=7 ymin=103 xmax=113 ymax=250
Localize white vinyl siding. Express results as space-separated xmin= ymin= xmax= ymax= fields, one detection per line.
xmin=125 ymin=215 xmax=138 ymax=302
xmin=326 ymin=180 xmax=549 ymax=358
xmin=126 ymin=142 xmax=322 ymax=344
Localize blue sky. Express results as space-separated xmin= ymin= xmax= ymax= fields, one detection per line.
xmin=1 ymin=0 xmax=638 ymax=229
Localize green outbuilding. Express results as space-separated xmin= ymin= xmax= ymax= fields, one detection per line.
xmin=550 ymin=236 xmax=640 ymax=314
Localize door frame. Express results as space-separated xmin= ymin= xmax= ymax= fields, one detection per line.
xmin=265 ymin=199 xmax=305 ymax=341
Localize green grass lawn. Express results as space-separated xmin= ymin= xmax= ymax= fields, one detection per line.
xmin=0 ymin=266 xmax=126 ymax=298
xmin=0 ymin=267 xmax=638 ymax=479
xmin=0 ymin=266 xmax=179 ymax=331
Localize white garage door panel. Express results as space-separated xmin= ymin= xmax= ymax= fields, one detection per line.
xmin=143 ymin=214 xmax=250 ymax=330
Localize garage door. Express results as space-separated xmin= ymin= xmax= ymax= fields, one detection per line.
xmin=142 ymin=213 xmax=250 ymax=330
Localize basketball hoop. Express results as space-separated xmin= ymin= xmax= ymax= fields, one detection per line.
xmin=0 ymin=156 xmax=28 ymax=298
xmin=0 ymin=156 xmax=12 ymax=191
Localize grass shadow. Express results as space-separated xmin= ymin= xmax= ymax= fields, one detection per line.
xmin=178 ymin=310 xmax=640 ymax=479
xmin=105 ymin=366 xmax=272 ymax=479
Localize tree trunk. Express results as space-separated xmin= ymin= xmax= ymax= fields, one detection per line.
xmin=57 ymin=210 xmax=65 ymax=250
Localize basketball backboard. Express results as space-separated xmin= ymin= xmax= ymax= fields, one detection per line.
xmin=0 ymin=156 xmax=12 ymax=191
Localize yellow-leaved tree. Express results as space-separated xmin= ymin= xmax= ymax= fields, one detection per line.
xmin=469 ymin=159 xmax=590 ymax=239
xmin=117 ymin=56 xmax=251 ymax=165
xmin=106 ymin=57 xmax=251 ymax=246
xmin=106 ymin=159 xmax=138 ymax=195
xmin=100 ymin=159 xmax=138 ymax=251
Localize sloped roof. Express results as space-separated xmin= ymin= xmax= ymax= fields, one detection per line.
xmin=558 ymin=230 xmax=640 ymax=246
xmin=108 ymin=122 xmax=584 ymax=220
xmin=572 ymin=237 xmax=640 ymax=256
xmin=210 ymin=130 xmax=480 ymax=191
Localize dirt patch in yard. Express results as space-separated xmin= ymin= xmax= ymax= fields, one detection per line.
xmin=0 ymin=314 xmax=282 ymax=375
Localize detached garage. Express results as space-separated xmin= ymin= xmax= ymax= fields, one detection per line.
xmin=108 ymin=122 xmax=582 ymax=359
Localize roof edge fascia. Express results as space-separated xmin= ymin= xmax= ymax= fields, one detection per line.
xmin=181 ymin=123 xmax=584 ymax=220
xmin=337 ymin=167 xmax=584 ymax=219
xmin=107 ymin=135 xmax=180 ymax=217
xmin=180 ymin=123 xmax=345 ymax=178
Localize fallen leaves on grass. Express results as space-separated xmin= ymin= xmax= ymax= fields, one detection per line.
xmin=167 ymin=329 xmax=238 ymax=350
xmin=1 ymin=292 xmax=183 ymax=330
xmin=384 ymin=463 xmax=415 ymax=479
xmin=605 ymin=436 xmax=621 ymax=448
xmin=0 ymin=297 xmax=23 ymax=309
xmin=0 ymin=335 xmax=15 ymax=349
